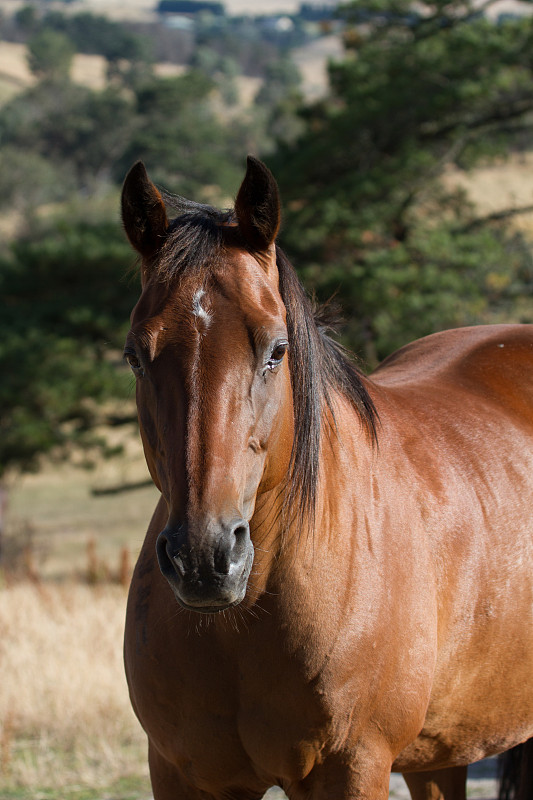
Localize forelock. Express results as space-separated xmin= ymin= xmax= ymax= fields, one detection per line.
xmin=154 ymin=195 xmax=235 ymax=282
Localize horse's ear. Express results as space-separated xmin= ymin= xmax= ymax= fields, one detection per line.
xmin=121 ymin=162 xmax=168 ymax=260
xmin=235 ymin=156 xmax=281 ymax=251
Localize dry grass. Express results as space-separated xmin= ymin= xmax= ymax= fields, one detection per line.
xmin=0 ymin=41 xmax=108 ymax=94
xmin=0 ymin=41 xmax=32 ymax=88
xmin=0 ymin=436 xmax=155 ymax=795
xmin=0 ymin=581 xmax=149 ymax=792
xmin=5 ymin=427 xmax=159 ymax=581
xmin=443 ymin=152 xmax=533 ymax=236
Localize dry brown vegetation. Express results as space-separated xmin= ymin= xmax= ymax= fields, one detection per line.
xmin=5 ymin=426 xmax=158 ymax=580
xmin=0 ymin=40 xmax=108 ymax=96
xmin=0 ymin=581 xmax=149 ymax=792
xmin=0 ymin=440 xmax=157 ymax=795
xmin=443 ymin=152 xmax=533 ymax=238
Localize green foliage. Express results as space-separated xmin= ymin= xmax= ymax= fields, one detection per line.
xmin=190 ymin=47 xmax=240 ymax=104
xmin=14 ymin=5 xmax=38 ymax=32
xmin=254 ymin=56 xmax=304 ymax=148
xmin=255 ymin=57 xmax=301 ymax=108
xmin=300 ymin=223 xmax=533 ymax=363
xmin=0 ymin=147 xmax=76 ymax=211
xmin=0 ymin=63 xmax=258 ymax=202
xmin=27 ymin=29 xmax=74 ymax=80
xmin=192 ymin=15 xmax=288 ymax=78
xmin=0 ymin=82 xmax=135 ymax=189
xmin=0 ymin=215 xmax=138 ymax=475
xmin=41 ymin=11 xmax=152 ymax=63
xmin=272 ymin=0 xmax=533 ymax=363
xmin=113 ymin=71 xmax=250 ymax=197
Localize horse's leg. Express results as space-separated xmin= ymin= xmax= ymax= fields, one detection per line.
xmin=148 ymin=742 xmax=203 ymax=800
xmin=402 ymin=765 xmax=467 ymax=800
xmin=148 ymin=743 xmax=266 ymax=800
xmin=499 ymin=739 xmax=533 ymax=800
xmin=519 ymin=738 xmax=533 ymax=800
xmin=284 ymin=748 xmax=392 ymax=799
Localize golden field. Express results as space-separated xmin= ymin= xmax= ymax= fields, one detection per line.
xmin=0 ymin=437 xmax=158 ymax=797
xmin=0 ymin=582 xmax=149 ymax=794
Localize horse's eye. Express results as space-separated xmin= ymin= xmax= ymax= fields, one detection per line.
xmin=125 ymin=350 xmax=144 ymax=378
xmin=267 ymin=342 xmax=288 ymax=369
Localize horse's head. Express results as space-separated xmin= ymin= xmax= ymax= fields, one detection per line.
xmin=122 ymin=158 xmax=294 ymax=613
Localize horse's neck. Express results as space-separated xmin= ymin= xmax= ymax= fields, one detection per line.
xmin=250 ymin=394 xmax=373 ymax=599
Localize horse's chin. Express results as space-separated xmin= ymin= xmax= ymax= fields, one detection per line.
xmin=165 ymin=567 xmax=251 ymax=614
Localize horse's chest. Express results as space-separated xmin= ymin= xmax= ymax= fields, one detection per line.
xmin=134 ymin=631 xmax=332 ymax=790
xmin=236 ymin=666 xmax=333 ymax=782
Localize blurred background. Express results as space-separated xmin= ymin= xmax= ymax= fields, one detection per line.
xmin=0 ymin=0 xmax=532 ymax=797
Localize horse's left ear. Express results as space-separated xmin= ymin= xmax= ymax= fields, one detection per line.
xmin=121 ymin=161 xmax=168 ymax=260
xmin=235 ymin=156 xmax=281 ymax=251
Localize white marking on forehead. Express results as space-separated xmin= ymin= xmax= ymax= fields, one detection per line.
xmin=192 ymin=288 xmax=211 ymax=327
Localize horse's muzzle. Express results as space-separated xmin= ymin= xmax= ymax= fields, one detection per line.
xmin=156 ymin=520 xmax=254 ymax=613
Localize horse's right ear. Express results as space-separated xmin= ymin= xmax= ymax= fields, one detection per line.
xmin=235 ymin=156 xmax=281 ymax=251
xmin=121 ymin=162 xmax=168 ymax=260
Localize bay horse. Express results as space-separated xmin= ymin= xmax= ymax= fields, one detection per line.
xmin=122 ymin=157 xmax=533 ymax=800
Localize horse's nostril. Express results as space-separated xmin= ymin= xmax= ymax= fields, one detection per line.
xmin=155 ymin=520 xmax=253 ymax=611
xmin=229 ymin=519 xmax=251 ymax=563
xmin=156 ymin=530 xmax=186 ymax=579
xmin=170 ymin=549 xmax=185 ymax=577
xmin=214 ymin=520 xmax=250 ymax=575
xmin=233 ymin=523 xmax=249 ymax=541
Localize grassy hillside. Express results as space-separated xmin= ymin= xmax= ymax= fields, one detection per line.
xmin=0 ymin=40 xmax=109 ymax=97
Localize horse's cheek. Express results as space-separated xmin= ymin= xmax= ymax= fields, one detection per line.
xmin=138 ymin=423 xmax=160 ymax=487
xmin=256 ymin=368 xmax=294 ymax=492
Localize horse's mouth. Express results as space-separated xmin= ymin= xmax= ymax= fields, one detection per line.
xmin=167 ymin=576 xmax=249 ymax=613
xmin=172 ymin=594 xmax=245 ymax=615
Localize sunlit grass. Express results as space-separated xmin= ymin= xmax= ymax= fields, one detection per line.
xmin=0 ymin=582 xmax=149 ymax=794
xmin=6 ymin=430 xmax=159 ymax=581
xmin=0 ymin=775 xmax=150 ymax=799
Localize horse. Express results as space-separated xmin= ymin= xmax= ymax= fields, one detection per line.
xmin=121 ymin=156 xmax=533 ymax=800
xmin=499 ymin=740 xmax=533 ymax=800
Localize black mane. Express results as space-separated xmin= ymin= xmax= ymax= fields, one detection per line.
xmin=275 ymin=247 xmax=378 ymax=530
xmin=155 ymin=198 xmax=378 ymax=530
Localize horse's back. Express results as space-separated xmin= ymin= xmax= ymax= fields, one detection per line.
xmin=372 ymin=324 xmax=533 ymax=419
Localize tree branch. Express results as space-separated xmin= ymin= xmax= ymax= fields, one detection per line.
xmin=420 ymin=97 xmax=533 ymax=142
xmin=456 ymin=204 xmax=533 ymax=233
xmin=410 ymin=0 xmax=505 ymax=44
